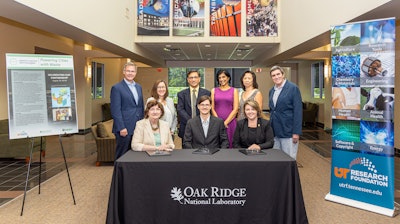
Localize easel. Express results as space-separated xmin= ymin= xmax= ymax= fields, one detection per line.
xmin=20 ymin=134 xmax=76 ymax=216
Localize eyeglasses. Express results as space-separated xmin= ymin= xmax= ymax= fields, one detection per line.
xmin=157 ymin=86 xmax=166 ymax=89
xmin=188 ymin=76 xmax=199 ymax=80
xmin=149 ymin=107 xmax=161 ymax=112
xmin=199 ymin=104 xmax=211 ymax=107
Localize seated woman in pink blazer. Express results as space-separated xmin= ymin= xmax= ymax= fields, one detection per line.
xmin=131 ymin=100 xmax=175 ymax=151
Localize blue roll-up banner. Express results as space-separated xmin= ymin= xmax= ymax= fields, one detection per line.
xmin=326 ymin=17 xmax=396 ymax=217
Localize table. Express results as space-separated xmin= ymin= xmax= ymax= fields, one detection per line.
xmin=106 ymin=149 xmax=308 ymax=224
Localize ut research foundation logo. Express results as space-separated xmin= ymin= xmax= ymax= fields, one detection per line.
xmin=334 ymin=157 xmax=388 ymax=187
xmin=170 ymin=186 xmax=247 ymax=206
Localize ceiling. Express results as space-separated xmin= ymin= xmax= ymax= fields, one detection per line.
xmin=1 ymin=1 xmax=399 ymax=67
xmin=136 ymin=42 xmax=276 ymax=62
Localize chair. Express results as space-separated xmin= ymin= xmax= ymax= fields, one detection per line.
xmin=91 ymin=119 xmax=116 ymax=166
xmin=303 ymin=102 xmax=318 ymax=126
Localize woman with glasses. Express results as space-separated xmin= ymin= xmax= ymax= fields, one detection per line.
xmin=146 ymin=80 xmax=177 ymax=137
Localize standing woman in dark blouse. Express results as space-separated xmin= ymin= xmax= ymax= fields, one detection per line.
xmin=233 ymin=100 xmax=274 ymax=150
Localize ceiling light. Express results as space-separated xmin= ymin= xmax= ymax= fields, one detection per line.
xmin=236 ymin=48 xmax=250 ymax=52
xmin=164 ymin=47 xmax=181 ymax=52
xmin=205 ymin=45 xmax=211 ymax=48
xmin=165 ymin=45 xmax=171 ymax=47
xmin=84 ymin=44 xmax=92 ymax=51
xmin=244 ymin=45 xmax=251 ymax=48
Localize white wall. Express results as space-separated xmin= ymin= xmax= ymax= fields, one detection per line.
xmin=0 ymin=19 xmax=74 ymax=118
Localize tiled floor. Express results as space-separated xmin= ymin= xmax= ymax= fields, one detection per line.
xmin=0 ymin=134 xmax=97 ymax=206
xmin=0 ymin=125 xmax=399 ymax=207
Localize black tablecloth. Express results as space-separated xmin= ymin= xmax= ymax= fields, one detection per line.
xmin=106 ymin=149 xmax=308 ymax=224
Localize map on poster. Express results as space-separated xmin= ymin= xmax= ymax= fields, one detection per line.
xmin=6 ymin=53 xmax=78 ymax=139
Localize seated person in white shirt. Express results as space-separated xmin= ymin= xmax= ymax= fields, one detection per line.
xmin=183 ymin=95 xmax=228 ymax=149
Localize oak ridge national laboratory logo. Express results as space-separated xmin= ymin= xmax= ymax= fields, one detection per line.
xmin=170 ymin=186 xmax=247 ymax=206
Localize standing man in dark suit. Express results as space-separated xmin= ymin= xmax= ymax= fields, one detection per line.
xmin=268 ymin=65 xmax=302 ymax=160
xmin=183 ymin=95 xmax=228 ymax=149
xmin=110 ymin=62 xmax=144 ymax=159
xmin=177 ymin=70 xmax=211 ymax=139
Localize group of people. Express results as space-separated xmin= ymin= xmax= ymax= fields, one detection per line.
xmin=110 ymin=62 xmax=302 ymax=161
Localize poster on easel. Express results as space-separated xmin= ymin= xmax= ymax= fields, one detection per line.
xmin=173 ymin=0 xmax=205 ymax=36
xmin=326 ymin=18 xmax=396 ymax=217
xmin=6 ymin=53 xmax=78 ymax=139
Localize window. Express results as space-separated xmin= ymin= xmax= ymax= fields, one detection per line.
xmin=91 ymin=62 xmax=104 ymax=99
xmin=168 ymin=67 xmax=205 ymax=103
xmin=311 ymin=62 xmax=325 ymax=99
xmin=214 ymin=68 xmax=249 ymax=88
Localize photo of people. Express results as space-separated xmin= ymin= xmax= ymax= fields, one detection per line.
xmin=52 ymin=108 xmax=72 ymax=121
xmin=246 ymin=0 xmax=277 ymax=36
xmin=332 ymin=87 xmax=360 ymax=120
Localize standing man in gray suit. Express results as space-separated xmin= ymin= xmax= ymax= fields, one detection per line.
xmin=183 ymin=95 xmax=228 ymax=149
xmin=110 ymin=62 xmax=144 ymax=159
xmin=177 ymin=70 xmax=211 ymax=139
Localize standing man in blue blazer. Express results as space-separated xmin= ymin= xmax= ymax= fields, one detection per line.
xmin=268 ymin=65 xmax=303 ymax=160
xmin=110 ymin=62 xmax=144 ymax=159
xmin=177 ymin=70 xmax=211 ymax=139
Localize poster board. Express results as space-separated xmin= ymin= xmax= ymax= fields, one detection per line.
xmin=326 ymin=18 xmax=396 ymax=217
xmin=6 ymin=53 xmax=78 ymax=139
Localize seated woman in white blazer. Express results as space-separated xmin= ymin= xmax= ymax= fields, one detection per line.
xmin=131 ymin=100 xmax=175 ymax=151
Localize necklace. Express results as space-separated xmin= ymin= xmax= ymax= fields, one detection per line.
xmin=150 ymin=120 xmax=159 ymax=131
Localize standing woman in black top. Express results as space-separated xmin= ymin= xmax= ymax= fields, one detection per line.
xmin=233 ymin=100 xmax=274 ymax=151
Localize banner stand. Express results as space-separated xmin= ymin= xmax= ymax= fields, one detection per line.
xmin=20 ymin=134 xmax=76 ymax=216
xmin=325 ymin=193 xmax=398 ymax=217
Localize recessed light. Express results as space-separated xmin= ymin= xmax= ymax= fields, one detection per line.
xmin=205 ymin=45 xmax=211 ymax=48
xmin=244 ymin=45 xmax=251 ymax=48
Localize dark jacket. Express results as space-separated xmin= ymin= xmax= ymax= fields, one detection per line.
xmin=183 ymin=116 xmax=228 ymax=149
xmin=268 ymin=80 xmax=302 ymax=138
xmin=233 ymin=118 xmax=274 ymax=150
xmin=177 ymin=87 xmax=211 ymax=138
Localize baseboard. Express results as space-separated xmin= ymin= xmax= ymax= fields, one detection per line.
xmin=78 ymin=128 xmax=91 ymax=135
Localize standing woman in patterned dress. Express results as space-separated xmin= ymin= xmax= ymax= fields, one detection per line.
xmin=237 ymin=70 xmax=263 ymax=120
xmin=211 ymin=70 xmax=239 ymax=148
